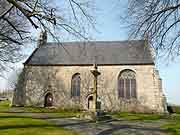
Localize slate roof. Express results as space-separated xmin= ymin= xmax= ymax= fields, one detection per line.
xmin=24 ymin=40 xmax=154 ymax=65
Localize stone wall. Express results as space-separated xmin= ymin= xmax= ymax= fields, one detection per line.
xmin=17 ymin=65 xmax=167 ymax=113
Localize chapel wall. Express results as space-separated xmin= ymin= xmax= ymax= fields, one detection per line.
xmin=23 ymin=65 xmax=167 ymax=113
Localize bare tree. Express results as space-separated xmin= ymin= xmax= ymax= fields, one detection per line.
xmin=124 ymin=0 xmax=180 ymax=59
xmin=0 ymin=0 xmax=95 ymax=75
xmin=7 ymin=68 xmax=22 ymax=90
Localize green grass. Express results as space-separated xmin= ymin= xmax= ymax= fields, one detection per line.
xmin=0 ymin=100 xmax=11 ymax=112
xmin=112 ymin=112 xmax=180 ymax=135
xmin=0 ymin=113 xmax=79 ymax=135
xmin=2 ymin=100 xmax=180 ymax=135
xmin=0 ymin=100 xmax=79 ymax=118
xmin=111 ymin=112 xmax=163 ymax=121
xmin=162 ymin=120 xmax=180 ymax=135
xmin=0 ymin=101 xmax=81 ymax=135
xmin=11 ymin=106 xmax=80 ymax=113
xmin=161 ymin=113 xmax=180 ymax=135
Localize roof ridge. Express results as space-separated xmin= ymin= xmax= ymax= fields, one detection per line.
xmin=46 ymin=40 xmax=145 ymax=44
xmin=47 ymin=40 xmax=145 ymax=45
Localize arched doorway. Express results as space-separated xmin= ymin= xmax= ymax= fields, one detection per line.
xmin=44 ymin=93 xmax=53 ymax=107
xmin=88 ymin=96 xmax=93 ymax=110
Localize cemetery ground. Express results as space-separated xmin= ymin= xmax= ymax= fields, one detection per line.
xmin=0 ymin=101 xmax=180 ymax=135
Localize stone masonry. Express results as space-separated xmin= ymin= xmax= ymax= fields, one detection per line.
xmin=16 ymin=64 xmax=167 ymax=113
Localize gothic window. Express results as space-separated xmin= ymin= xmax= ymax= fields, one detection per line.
xmin=71 ymin=73 xmax=81 ymax=97
xmin=118 ymin=69 xmax=136 ymax=99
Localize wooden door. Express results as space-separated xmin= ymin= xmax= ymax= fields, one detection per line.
xmin=44 ymin=93 xmax=53 ymax=107
xmin=88 ymin=96 xmax=93 ymax=110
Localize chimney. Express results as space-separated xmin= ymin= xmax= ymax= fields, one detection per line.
xmin=37 ymin=30 xmax=47 ymax=48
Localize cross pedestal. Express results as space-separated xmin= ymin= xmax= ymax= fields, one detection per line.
xmin=90 ymin=64 xmax=101 ymax=114
xmin=80 ymin=64 xmax=111 ymax=121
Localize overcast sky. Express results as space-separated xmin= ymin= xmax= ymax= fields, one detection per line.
xmin=0 ymin=0 xmax=180 ymax=105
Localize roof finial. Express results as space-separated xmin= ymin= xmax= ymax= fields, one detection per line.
xmin=93 ymin=56 xmax=98 ymax=69
xmin=144 ymin=32 xmax=149 ymax=41
xmin=144 ymin=32 xmax=149 ymax=48
xmin=37 ymin=30 xmax=47 ymax=48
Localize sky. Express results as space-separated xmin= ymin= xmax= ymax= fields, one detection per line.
xmin=0 ymin=0 xmax=180 ymax=105
xmin=93 ymin=0 xmax=180 ymax=105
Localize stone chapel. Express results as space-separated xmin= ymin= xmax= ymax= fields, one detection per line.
xmin=12 ymin=31 xmax=167 ymax=113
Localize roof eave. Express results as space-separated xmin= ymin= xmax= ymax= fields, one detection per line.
xmin=24 ymin=63 xmax=155 ymax=66
xmin=24 ymin=48 xmax=39 ymax=65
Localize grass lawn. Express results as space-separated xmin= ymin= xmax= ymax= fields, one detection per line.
xmin=111 ymin=112 xmax=164 ymax=121
xmin=162 ymin=113 xmax=180 ymax=135
xmin=0 ymin=100 xmax=79 ymax=118
xmin=162 ymin=121 xmax=180 ymax=135
xmin=0 ymin=101 xmax=81 ymax=135
xmin=112 ymin=112 xmax=180 ymax=135
xmin=1 ymin=100 xmax=180 ymax=135
xmin=0 ymin=113 xmax=79 ymax=135
xmin=0 ymin=100 xmax=10 ymax=112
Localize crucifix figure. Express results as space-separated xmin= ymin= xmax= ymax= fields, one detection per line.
xmin=90 ymin=63 xmax=101 ymax=113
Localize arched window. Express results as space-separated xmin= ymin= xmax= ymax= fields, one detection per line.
xmin=71 ymin=73 xmax=81 ymax=97
xmin=118 ymin=69 xmax=136 ymax=99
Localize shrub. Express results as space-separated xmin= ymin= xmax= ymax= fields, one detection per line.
xmin=167 ymin=105 xmax=180 ymax=114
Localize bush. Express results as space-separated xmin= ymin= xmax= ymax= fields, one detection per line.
xmin=167 ymin=105 xmax=180 ymax=113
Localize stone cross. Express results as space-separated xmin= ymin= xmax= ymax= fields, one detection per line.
xmin=90 ymin=63 xmax=101 ymax=113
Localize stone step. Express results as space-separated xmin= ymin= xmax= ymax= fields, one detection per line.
xmin=80 ymin=111 xmax=112 ymax=122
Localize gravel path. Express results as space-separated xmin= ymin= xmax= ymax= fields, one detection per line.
xmin=47 ymin=118 xmax=169 ymax=135
xmin=10 ymin=113 xmax=169 ymax=135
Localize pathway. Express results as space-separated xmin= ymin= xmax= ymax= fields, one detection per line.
xmin=11 ymin=112 xmax=169 ymax=135
xmin=47 ymin=118 xmax=169 ymax=135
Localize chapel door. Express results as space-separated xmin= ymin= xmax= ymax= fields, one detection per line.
xmin=88 ymin=96 xmax=93 ymax=110
xmin=44 ymin=93 xmax=53 ymax=107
